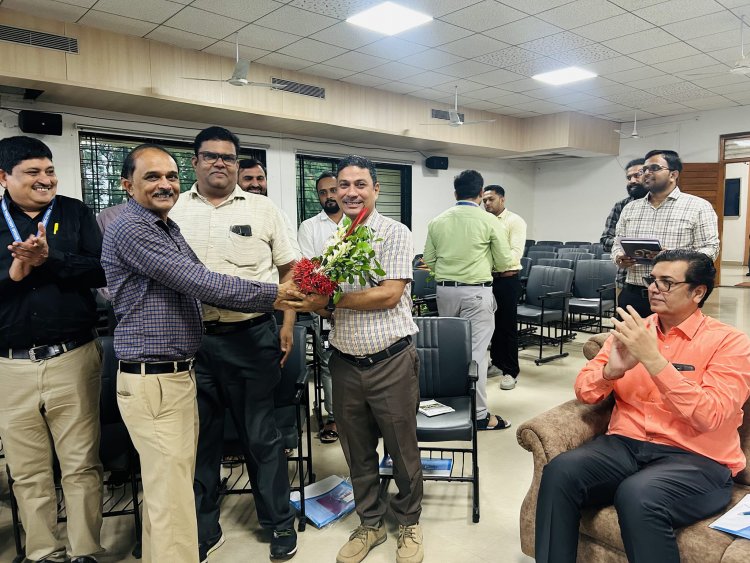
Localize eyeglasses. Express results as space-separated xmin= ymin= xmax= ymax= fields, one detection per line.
xmin=198 ymin=151 xmax=238 ymax=165
xmin=642 ymin=275 xmax=690 ymax=293
xmin=640 ymin=164 xmax=671 ymax=175
xmin=625 ymin=171 xmax=643 ymax=181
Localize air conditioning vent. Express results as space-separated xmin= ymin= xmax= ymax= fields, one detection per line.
xmin=431 ymin=108 xmax=464 ymax=121
xmin=271 ymin=78 xmax=325 ymax=99
xmin=0 ymin=24 xmax=79 ymax=54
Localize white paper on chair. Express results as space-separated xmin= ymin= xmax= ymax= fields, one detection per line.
xmin=418 ymin=399 xmax=455 ymax=417
xmin=709 ymin=493 xmax=750 ymax=539
xmin=289 ymin=475 xmax=355 ymax=528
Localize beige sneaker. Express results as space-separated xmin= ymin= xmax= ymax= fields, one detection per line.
xmin=396 ymin=523 xmax=424 ymax=563
xmin=336 ymin=522 xmax=387 ymax=563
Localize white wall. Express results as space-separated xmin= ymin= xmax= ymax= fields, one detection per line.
xmin=0 ymin=102 xmax=535 ymax=253
xmin=722 ymin=162 xmax=749 ymax=263
xmin=532 ymin=104 xmax=750 ymax=246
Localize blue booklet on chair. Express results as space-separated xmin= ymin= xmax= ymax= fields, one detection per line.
xmin=709 ymin=493 xmax=750 ymax=539
xmin=289 ymin=475 xmax=355 ymax=528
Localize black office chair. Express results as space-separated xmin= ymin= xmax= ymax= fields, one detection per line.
xmin=517 ymin=266 xmax=574 ymax=365
xmin=535 ymin=240 xmax=563 ymax=247
xmin=411 ymin=316 xmax=480 ymax=522
xmin=536 ymin=258 xmax=574 ymax=270
xmin=587 ymin=243 xmax=605 ymax=259
xmin=8 ymin=336 xmax=143 ymax=561
xmin=527 ymin=250 xmax=557 ymax=263
xmin=412 ymin=268 xmax=437 ymax=316
xmin=601 ymin=253 xmax=612 ymax=261
xmin=565 ymin=241 xmax=591 ymax=247
xmin=529 ymin=244 xmax=557 ymax=253
xmin=220 ymin=325 xmax=314 ymax=531
xmin=569 ymin=260 xmax=617 ymax=333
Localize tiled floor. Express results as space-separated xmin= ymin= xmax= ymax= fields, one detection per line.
xmin=1 ymin=265 xmax=748 ymax=563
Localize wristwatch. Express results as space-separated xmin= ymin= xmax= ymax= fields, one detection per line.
xmin=326 ymin=296 xmax=336 ymax=313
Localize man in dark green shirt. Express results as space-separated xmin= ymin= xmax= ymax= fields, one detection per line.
xmin=423 ymin=170 xmax=513 ymax=430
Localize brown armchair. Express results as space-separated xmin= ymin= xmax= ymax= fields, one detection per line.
xmin=517 ymin=332 xmax=750 ymax=562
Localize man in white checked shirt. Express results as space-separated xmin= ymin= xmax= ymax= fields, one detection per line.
xmin=612 ymin=149 xmax=719 ymax=317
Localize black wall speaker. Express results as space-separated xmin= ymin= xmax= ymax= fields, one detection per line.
xmin=18 ymin=110 xmax=63 ymax=136
xmin=425 ymin=156 xmax=449 ymax=170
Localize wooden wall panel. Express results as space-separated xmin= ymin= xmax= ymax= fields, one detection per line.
xmin=0 ymin=11 xmax=67 ymax=81
xmin=680 ymin=163 xmax=723 ymax=282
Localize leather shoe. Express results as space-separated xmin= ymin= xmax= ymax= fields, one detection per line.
xmin=71 ymin=557 xmax=98 ymax=563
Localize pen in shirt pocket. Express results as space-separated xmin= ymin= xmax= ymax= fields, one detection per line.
xmin=53 ymin=222 xmax=59 ymax=235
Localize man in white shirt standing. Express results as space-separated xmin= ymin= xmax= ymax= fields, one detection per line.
xmin=297 ymin=171 xmax=344 ymax=443
xmin=483 ymin=185 xmax=527 ymax=391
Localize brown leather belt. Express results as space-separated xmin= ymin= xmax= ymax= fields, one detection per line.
xmin=203 ymin=313 xmax=273 ymax=335
xmin=334 ymin=336 xmax=412 ymax=368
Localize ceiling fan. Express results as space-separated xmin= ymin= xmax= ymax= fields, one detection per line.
xmin=422 ymin=86 xmax=497 ymax=127
xmin=682 ymin=15 xmax=750 ymax=78
xmin=182 ymin=34 xmax=276 ymax=88
xmin=614 ymin=111 xmax=642 ymax=139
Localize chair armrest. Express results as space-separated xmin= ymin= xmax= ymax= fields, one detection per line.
xmin=517 ymin=397 xmax=614 ymax=462
xmin=721 ymin=538 xmax=750 ymax=563
xmin=537 ymin=290 xmax=573 ymax=303
xmin=597 ymin=282 xmax=616 ymax=292
xmin=468 ymin=360 xmax=478 ymax=382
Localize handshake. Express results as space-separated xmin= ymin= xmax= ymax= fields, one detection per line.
xmin=273 ymin=280 xmax=329 ymax=313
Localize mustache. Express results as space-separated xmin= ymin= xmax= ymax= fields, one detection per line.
xmin=155 ymin=189 xmax=174 ymax=197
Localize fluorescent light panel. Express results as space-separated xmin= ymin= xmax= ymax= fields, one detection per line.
xmin=532 ymin=67 xmax=597 ymax=86
xmin=346 ymin=2 xmax=432 ymax=36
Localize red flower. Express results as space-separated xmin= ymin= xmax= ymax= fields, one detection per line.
xmin=344 ymin=207 xmax=369 ymax=238
xmin=292 ymin=257 xmax=338 ymax=297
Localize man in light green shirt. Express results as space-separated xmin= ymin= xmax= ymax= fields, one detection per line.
xmin=423 ymin=170 xmax=514 ymax=430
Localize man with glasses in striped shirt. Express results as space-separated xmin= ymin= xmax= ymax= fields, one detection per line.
xmin=611 ymin=150 xmax=719 ymax=317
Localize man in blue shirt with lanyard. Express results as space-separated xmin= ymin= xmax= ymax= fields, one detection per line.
xmin=102 ymin=144 xmax=302 ymax=563
xmin=0 ymin=136 xmax=105 ymax=563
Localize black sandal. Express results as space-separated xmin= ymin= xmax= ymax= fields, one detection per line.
xmin=320 ymin=424 xmax=339 ymax=443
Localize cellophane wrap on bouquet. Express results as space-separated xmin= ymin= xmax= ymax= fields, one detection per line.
xmin=292 ymin=208 xmax=385 ymax=304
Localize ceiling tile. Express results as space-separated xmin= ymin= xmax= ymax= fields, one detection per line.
xmin=689 ymin=72 xmax=750 ymax=88
xmin=705 ymin=81 xmax=750 ymax=95
xmin=322 ymin=51 xmax=389 ymax=72
xmin=410 ymin=88 xmax=454 ymax=102
xmin=429 ymin=79 xmax=486 ymax=93
xmin=536 ymin=0 xmax=625 ymax=29
xmin=522 ymin=85 xmax=574 ymax=99
xmin=51 ymin=0 xmax=97 ymax=6
xmin=405 ymin=70 xmax=455 ymax=87
xmin=92 ymin=0 xmax=185 ymax=24
xmin=520 ymin=31 xmax=593 ymax=57
xmin=585 ymin=56 xmax=642 ymax=75
xmin=236 ymin=24 xmax=302 ymax=51
xmin=163 ymin=7 xmax=247 ymax=40
xmin=278 ymin=38 xmax=347 ymax=63
xmin=654 ymin=54 xmax=726 ymax=74
xmin=708 ymin=45 xmax=748 ymax=65
xmin=567 ymin=96 xmax=635 ymax=110
xmin=474 ymin=46 xmax=539 ymax=67
xmin=461 ymin=85 xmax=513 ymax=100
xmin=399 ymin=49 xmax=466 ymax=71
xmin=603 ymin=89 xmax=667 ymax=106
xmin=397 ymin=20 xmax=474 ymax=47
xmin=1 ymin=0 xmax=87 ymax=21
xmin=288 ymin=0 xmax=382 ymax=19
xmin=202 ymin=42 xmax=271 ymax=62
xmin=633 ymin=0 xmax=724 ymax=26
xmin=357 ymin=37 xmax=428 ymax=60
xmin=571 ymin=81 xmax=638 ymax=97
xmin=603 ymin=66 xmax=664 ymax=81
xmin=608 ymin=0 xmax=670 ymax=9
xmin=439 ymin=1 xmax=526 ymax=32
xmin=486 ymin=92 xmax=537 ymax=105
xmin=300 ymin=64 xmax=354 ymax=80
xmin=555 ymin=44 xmax=622 ymax=65
xmin=462 ymin=99 xmax=504 ymax=110
xmin=145 ymin=26 xmax=216 ymax=51
xmin=438 ymin=60 xmax=498 ymax=78
xmin=190 ymin=0 xmax=285 ymax=22
xmin=682 ymin=95 xmax=739 ymax=109
xmin=470 ymin=68 xmax=526 ymax=85
xmin=645 ymin=82 xmax=717 ymax=101
xmin=484 ymin=17 xmax=562 ymax=45
xmin=629 ymin=42 xmax=701 ymax=64
xmin=341 ymin=73 xmax=390 ymax=87
xmin=626 ymin=74 xmax=684 ymax=90
xmin=686 ymin=30 xmax=743 ymax=53
xmin=510 ymin=100 xmax=569 ymax=114
xmin=365 ymin=61 xmax=424 ymax=80
xmin=642 ymin=105 xmax=691 ymax=116
xmin=377 ymin=81 xmax=423 ymax=94
xmin=572 ymin=13 xmax=654 ymax=42
xmin=505 ymin=57 xmax=565 ymax=77
xmin=546 ymin=91 xmax=599 ymax=104
xmin=78 ymin=10 xmax=158 ymax=37
xmin=724 ymin=91 xmax=750 ymax=103
xmin=438 ymin=35 xmax=510 ymax=58
xmin=502 ymin=77 xmax=547 ymax=91
xmin=310 ymin=22 xmax=384 ymax=49
xmin=661 ymin=11 xmax=740 ymax=41
xmin=253 ymin=5 xmax=338 ymax=35
xmin=254 ymin=52 xmax=315 ymax=71
xmin=402 ymin=0 xmax=486 ymax=18
xmin=603 ymin=28 xmax=677 ymax=55
xmin=497 ymin=0 xmax=574 ymax=14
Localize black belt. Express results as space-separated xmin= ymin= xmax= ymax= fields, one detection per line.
xmin=0 ymin=336 xmax=95 ymax=362
xmin=119 ymin=359 xmax=194 ymax=375
xmin=334 ymin=336 xmax=412 ymax=368
xmin=203 ymin=313 xmax=273 ymax=336
xmin=437 ymin=281 xmax=492 ymax=287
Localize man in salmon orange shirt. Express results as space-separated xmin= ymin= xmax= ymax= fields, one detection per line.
xmin=535 ymin=249 xmax=750 ymax=563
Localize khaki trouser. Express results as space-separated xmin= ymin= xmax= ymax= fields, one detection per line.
xmin=0 ymin=340 xmax=103 ymax=561
xmin=117 ymin=367 xmax=199 ymax=563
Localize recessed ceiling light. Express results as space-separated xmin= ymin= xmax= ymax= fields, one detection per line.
xmin=346 ymin=2 xmax=432 ymax=36
xmin=532 ymin=67 xmax=597 ymax=86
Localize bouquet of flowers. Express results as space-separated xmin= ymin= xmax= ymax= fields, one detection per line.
xmin=292 ymin=208 xmax=385 ymax=304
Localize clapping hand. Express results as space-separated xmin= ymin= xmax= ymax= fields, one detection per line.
xmin=607 ymin=305 xmax=667 ymax=377
xmin=7 ymin=222 xmax=49 ymax=281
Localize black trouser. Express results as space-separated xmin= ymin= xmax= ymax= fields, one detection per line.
xmin=193 ymin=318 xmax=294 ymax=545
xmin=535 ymin=434 xmax=733 ymax=563
xmin=490 ymin=274 xmax=521 ymax=378
xmin=618 ymin=283 xmax=652 ymax=318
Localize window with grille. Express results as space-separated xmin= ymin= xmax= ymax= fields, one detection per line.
xmin=78 ymin=132 xmax=265 ymax=214
xmin=295 ymin=154 xmax=411 ymax=228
